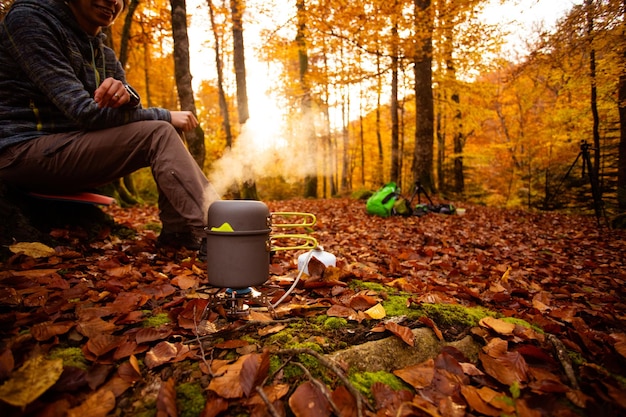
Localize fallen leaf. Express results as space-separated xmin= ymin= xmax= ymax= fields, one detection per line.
xmin=385 ymin=322 xmax=414 ymax=346
xmin=9 ymin=242 xmax=56 ymax=258
xmin=240 ymin=351 xmax=270 ymax=397
xmin=258 ymin=323 xmax=287 ymax=336
xmin=145 ymin=341 xmax=178 ymax=369
xmin=31 ymin=321 xmax=75 ymax=341
xmin=156 ymin=377 xmax=177 ymax=417
xmin=480 ymin=338 xmax=528 ymax=385
xmin=117 ymin=356 xmax=142 ymax=383
xmin=87 ymin=334 xmax=125 ymax=357
xmin=349 ymin=293 xmax=378 ymax=310
xmin=288 ymin=381 xmax=331 ymax=417
xmin=67 ymin=389 xmax=116 ymax=417
xmin=394 ymin=358 xmax=435 ymax=389
xmin=208 ymin=354 xmax=247 ymax=399
xmin=201 ymin=394 xmax=230 ymax=417
xmin=135 ymin=327 xmax=172 ymax=344
xmin=610 ymin=333 xmax=626 ymax=359
xmin=0 ymin=356 xmax=63 ymax=407
xmin=419 ymin=316 xmax=444 ymax=341
xmin=246 ymin=383 xmax=290 ymax=406
xmin=364 ymin=303 xmax=386 ymax=320
xmin=172 ymin=274 xmax=199 ymax=289
xmin=0 ymin=349 xmax=14 ymax=380
xmin=460 ymin=385 xmax=502 ymax=416
xmin=479 ymin=316 xmax=515 ymax=335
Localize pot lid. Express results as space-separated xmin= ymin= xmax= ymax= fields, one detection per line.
xmin=207 ymin=200 xmax=270 ymax=231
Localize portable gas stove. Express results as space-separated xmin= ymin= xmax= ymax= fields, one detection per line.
xmin=202 ymin=286 xmax=276 ymax=317
xmin=202 ymin=200 xmax=323 ymax=317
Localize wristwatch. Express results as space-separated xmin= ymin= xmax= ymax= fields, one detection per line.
xmin=124 ymin=84 xmax=141 ymax=107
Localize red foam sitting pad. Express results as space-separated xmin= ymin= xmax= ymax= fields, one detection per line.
xmin=27 ymin=191 xmax=115 ymax=206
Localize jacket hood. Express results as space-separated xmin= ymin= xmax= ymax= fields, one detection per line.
xmin=9 ymin=0 xmax=106 ymax=41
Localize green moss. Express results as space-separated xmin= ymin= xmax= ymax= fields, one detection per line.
xmin=349 ymin=371 xmax=410 ymax=399
xmin=350 ymin=280 xmax=388 ymax=294
xmin=144 ymin=222 xmax=162 ymax=232
xmin=350 ymin=280 xmax=501 ymax=328
xmin=240 ymin=335 xmax=259 ymax=345
xmin=282 ymin=342 xmax=327 ymax=381
xmin=114 ymin=226 xmax=137 ymax=240
xmin=509 ymin=382 xmax=521 ymax=400
xmin=269 ymin=355 xmax=283 ymax=376
xmin=323 ymin=317 xmax=348 ymax=330
xmin=568 ymin=350 xmax=585 ymax=366
xmin=352 ymin=188 xmax=374 ymax=200
xmin=142 ymin=312 xmax=171 ymax=328
xmin=382 ymin=294 xmax=416 ymax=318
xmin=267 ymin=330 xmax=294 ymax=346
xmin=501 ymin=317 xmax=544 ymax=333
xmin=285 ymin=341 xmax=324 ymax=370
xmin=131 ymin=400 xmax=157 ymax=417
xmin=417 ymin=303 xmax=496 ymax=327
xmin=287 ymin=321 xmax=309 ymax=331
xmin=282 ymin=363 xmax=305 ymax=380
xmin=284 ymin=341 xmax=323 ymax=354
xmin=132 ymin=407 xmax=156 ymax=417
xmin=176 ymin=383 xmax=206 ymax=417
xmin=614 ymin=373 xmax=626 ymax=388
xmin=48 ymin=347 xmax=89 ymax=370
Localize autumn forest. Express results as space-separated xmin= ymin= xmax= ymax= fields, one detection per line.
xmin=2 ymin=0 xmax=625 ymax=216
xmin=3 ymin=1 xmax=626 ymax=416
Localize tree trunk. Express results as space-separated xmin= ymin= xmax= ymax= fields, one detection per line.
xmin=452 ymin=91 xmax=464 ymax=195
xmin=207 ymin=0 xmax=239 ymax=198
xmin=436 ymin=98 xmax=445 ymax=192
xmin=231 ymin=0 xmax=249 ymax=126
xmin=619 ymin=0 xmax=626 ymax=211
xmin=118 ymin=0 xmax=139 ymax=68
xmin=230 ymin=0 xmax=258 ymax=200
xmin=341 ymin=96 xmax=350 ymax=193
xmin=375 ymin=50 xmax=384 ymax=186
xmin=390 ymin=22 xmax=400 ymax=184
xmin=411 ymin=0 xmax=435 ymax=193
xmin=170 ymin=0 xmax=205 ymax=168
xmin=297 ymin=0 xmax=317 ymax=198
xmin=585 ymin=0 xmax=601 ymax=180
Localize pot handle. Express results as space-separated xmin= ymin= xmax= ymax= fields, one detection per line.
xmin=270 ymin=234 xmax=318 ymax=251
xmin=270 ymin=212 xmax=317 ymax=229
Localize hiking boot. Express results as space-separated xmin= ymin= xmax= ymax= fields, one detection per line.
xmin=198 ymin=238 xmax=207 ymax=262
xmin=156 ymin=231 xmax=201 ymax=251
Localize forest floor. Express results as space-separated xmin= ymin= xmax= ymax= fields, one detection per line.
xmin=0 ymin=197 xmax=625 ymax=417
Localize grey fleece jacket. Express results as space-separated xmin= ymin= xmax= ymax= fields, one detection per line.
xmin=0 ymin=0 xmax=171 ymax=152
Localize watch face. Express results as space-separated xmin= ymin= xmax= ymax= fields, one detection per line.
xmin=124 ymin=84 xmax=140 ymax=102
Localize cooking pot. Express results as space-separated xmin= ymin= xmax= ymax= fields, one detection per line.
xmin=205 ymin=200 xmax=317 ymax=288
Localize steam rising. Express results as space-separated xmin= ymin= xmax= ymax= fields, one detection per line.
xmin=207 ymin=115 xmax=317 ymax=198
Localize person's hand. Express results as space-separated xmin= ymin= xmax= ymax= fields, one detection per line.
xmin=94 ymin=77 xmax=128 ymax=108
xmin=170 ymin=111 xmax=199 ymax=131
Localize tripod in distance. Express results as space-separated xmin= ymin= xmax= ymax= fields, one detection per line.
xmin=408 ymin=181 xmax=434 ymax=206
xmin=557 ymin=140 xmax=608 ymax=227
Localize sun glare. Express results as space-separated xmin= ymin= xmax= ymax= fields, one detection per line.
xmin=245 ymin=82 xmax=289 ymax=151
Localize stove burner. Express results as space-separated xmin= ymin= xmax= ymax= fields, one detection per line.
xmin=203 ymin=286 xmax=274 ymax=316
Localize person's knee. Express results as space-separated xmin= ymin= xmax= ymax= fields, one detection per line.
xmin=137 ymin=120 xmax=188 ymax=160
xmin=144 ymin=120 xmax=179 ymax=137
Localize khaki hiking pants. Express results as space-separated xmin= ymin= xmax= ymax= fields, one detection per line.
xmin=0 ymin=120 xmax=218 ymax=234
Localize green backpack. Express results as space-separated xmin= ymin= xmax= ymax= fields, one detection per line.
xmin=366 ymin=182 xmax=400 ymax=217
